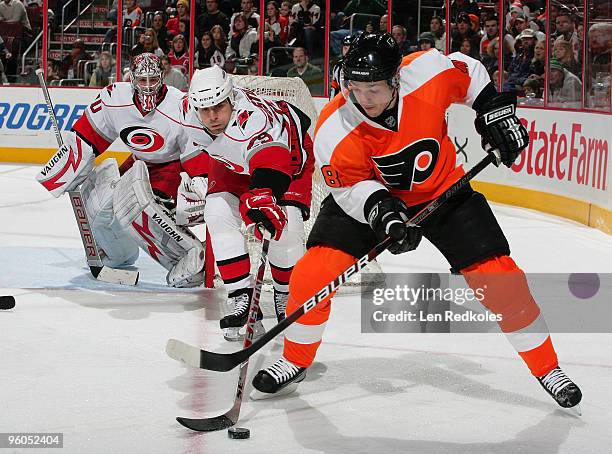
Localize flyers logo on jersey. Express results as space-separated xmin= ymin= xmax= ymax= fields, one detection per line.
xmin=371 ymin=138 xmax=440 ymax=190
xmin=120 ymin=126 xmax=165 ymax=153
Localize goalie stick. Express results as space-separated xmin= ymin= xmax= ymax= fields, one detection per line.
xmin=166 ymin=150 xmax=500 ymax=373
xmin=172 ymin=235 xmax=271 ymax=431
xmin=36 ymin=69 xmax=139 ymax=286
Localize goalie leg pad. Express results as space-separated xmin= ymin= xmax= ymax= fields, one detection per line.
xmin=113 ymin=160 xmax=204 ymax=278
xmin=80 ymin=158 xmax=139 ymax=267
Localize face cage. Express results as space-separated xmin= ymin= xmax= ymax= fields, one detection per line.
xmin=131 ymin=69 xmax=162 ymax=107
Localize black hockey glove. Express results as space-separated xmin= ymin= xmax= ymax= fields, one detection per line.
xmin=474 ymin=92 xmax=529 ymax=168
xmin=367 ymin=195 xmax=423 ymax=255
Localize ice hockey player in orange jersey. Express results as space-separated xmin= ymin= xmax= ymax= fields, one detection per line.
xmin=251 ymin=33 xmax=582 ymax=412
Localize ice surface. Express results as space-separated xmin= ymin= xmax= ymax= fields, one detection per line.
xmin=1 ymin=164 xmax=611 ymax=454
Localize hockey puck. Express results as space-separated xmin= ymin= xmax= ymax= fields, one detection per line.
xmin=0 ymin=296 xmax=16 ymax=310
xmin=228 ymin=427 xmax=250 ymax=439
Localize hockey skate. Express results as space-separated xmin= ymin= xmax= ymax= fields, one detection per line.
xmin=274 ymin=289 xmax=289 ymax=322
xmin=537 ymin=366 xmax=583 ymax=415
xmin=251 ymin=357 xmax=307 ymax=400
xmin=220 ymin=288 xmax=265 ymax=342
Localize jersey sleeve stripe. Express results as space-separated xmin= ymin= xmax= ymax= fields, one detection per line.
xmin=314 ymin=95 xmax=346 ymax=138
xmin=399 ymin=50 xmax=457 ymax=97
xmin=72 ymin=111 xmax=112 ymax=155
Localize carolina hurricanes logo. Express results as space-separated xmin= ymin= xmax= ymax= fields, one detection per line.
xmin=120 ymin=126 xmax=165 ymax=153
xmin=371 ymin=138 xmax=440 ymax=190
xmin=131 ymin=212 xmax=163 ymax=262
xmin=236 ymin=110 xmax=253 ymax=129
xmin=211 ymin=154 xmax=245 ymax=173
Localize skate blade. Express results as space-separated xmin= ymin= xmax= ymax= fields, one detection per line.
xmin=566 ymin=404 xmax=582 ymax=417
xmin=250 ymin=383 xmax=299 ymax=400
xmin=223 ymin=324 xmax=266 ymax=342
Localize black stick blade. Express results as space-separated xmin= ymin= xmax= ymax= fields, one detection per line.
xmin=176 ymin=415 xmax=235 ymax=432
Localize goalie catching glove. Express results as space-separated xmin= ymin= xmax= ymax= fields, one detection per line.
xmin=239 ymin=188 xmax=287 ymax=241
xmin=176 ymin=172 xmax=208 ymax=226
xmin=474 ymin=91 xmax=529 ymax=168
xmin=367 ymin=193 xmax=422 ymax=255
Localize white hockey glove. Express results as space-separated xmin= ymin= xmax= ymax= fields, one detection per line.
xmin=36 ymin=132 xmax=95 ymax=197
xmin=175 ymin=172 xmax=208 ymax=226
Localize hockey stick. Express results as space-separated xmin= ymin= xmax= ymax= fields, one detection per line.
xmin=166 ymin=151 xmax=499 ymax=372
xmin=173 ymin=235 xmax=272 ymax=431
xmin=35 ymin=69 xmax=139 ymax=286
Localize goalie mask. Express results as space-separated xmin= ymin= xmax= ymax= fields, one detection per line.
xmin=131 ymin=53 xmax=163 ymax=112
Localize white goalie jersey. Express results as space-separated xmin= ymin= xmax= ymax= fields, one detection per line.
xmin=72 ymin=82 xmax=192 ymax=163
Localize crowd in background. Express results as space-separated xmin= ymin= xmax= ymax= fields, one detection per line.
xmin=0 ymin=0 xmax=610 ymax=111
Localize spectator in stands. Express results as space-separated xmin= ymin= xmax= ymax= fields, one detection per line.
xmin=59 ymin=38 xmax=91 ymax=80
xmin=459 ymin=38 xmax=473 ymax=56
xmin=265 ymin=1 xmax=288 ymax=45
xmin=224 ymin=56 xmax=237 ymax=74
xmin=280 ymin=1 xmax=291 ymax=22
xmin=231 ymin=0 xmax=260 ymax=31
xmin=161 ymin=54 xmax=188 ymax=90
xmin=429 ymin=15 xmax=446 ymax=53
xmin=530 ymin=39 xmax=545 ymax=78
xmin=329 ymin=0 xmax=385 ymax=56
xmin=123 ymin=0 xmax=143 ymax=27
xmin=46 ymin=60 xmax=60 ymax=84
xmin=226 ymin=13 xmax=258 ymax=60
xmin=483 ymin=37 xmax=499 ymax=76
xmin=166 ymin=0 xmax=189 ymax=36
xmin=417 ymin=32 xmax=436 ymax=52
xmin=548 ymin=57 xmax=582 ymax=106
xmin=522 ymin=77 xmax=543 ymax=102
xmin=0 ymin=35 xmax=10 ymax=83
xmin=197 ymin=0 xmax=230 ymax=39
xmin=195 ymin=31 xmax=225 ymax=68
xmin=263 ymin=20 xmax=282 ymax=53
xmin=451 ymin=12 xmax=480 ymax=59
xmin=211 ymin=24 xmax=228 ymax=54
xmin=554 ymin=10 xmax=580 ymax=62
xmin=588 ymin=22 xmax=611 ymax=75
xmin=502 ymin=28 xmax=536 ymax=92
xmin=480 ymin=15 xmax=498 ymax=59
xmin=468 ymin=13 xmax=482 ymax=38
xmin=168 ymin=34 xmax=189 ymax=74
xmin=287 ymin=46 xmax=322 ymax=94
xmin=178 ymin=18 xmax=190 ymax=40
xmin=392 ymin=25 xmax=412 ymax=56
xmin=379 ymin=14 xmax=388 ymax=33
xmin=0 ymin=0 xmax=32 ymax=33
xmin=447 ymin=0 xmax=481 ymax=22
xmin=290 ymin=0 xmax=321 ymax=58
xmin=152 ymin=13 xmax=171 ymax=54
xmin=553 ymin=39 xmax=581 ymax=78
xmin=89 ymin=51 xmax=116 ymax=87
xmin=130 ymin=28 xmax=164 ymax=58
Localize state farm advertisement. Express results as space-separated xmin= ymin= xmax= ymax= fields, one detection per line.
xmin=448 ymin=104 xmax=611 ymax=210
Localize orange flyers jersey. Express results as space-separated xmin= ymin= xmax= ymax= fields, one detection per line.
xmin=314 ymin=50 xmax=491 ymax=223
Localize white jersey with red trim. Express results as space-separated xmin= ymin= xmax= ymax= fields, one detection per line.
xmin=180 ymin=87 xmax=311 ymax=178
xmin=72 ymin=82 xmax=191 ymax=164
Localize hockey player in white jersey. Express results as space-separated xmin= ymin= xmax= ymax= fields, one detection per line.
xmin=180 ymin=66 xmax=314 ymax=340
xmin=36 ymin=53 xmax=205 ymax=287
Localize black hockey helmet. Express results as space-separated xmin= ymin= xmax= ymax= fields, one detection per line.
xmin=342 ymin=33 xmax=355 ymax=47
xmin=342 ymin=33 xmax=401 ymax=82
